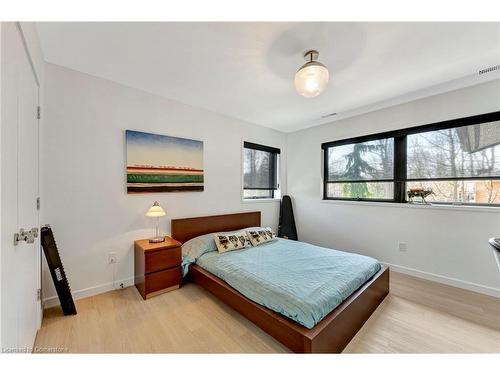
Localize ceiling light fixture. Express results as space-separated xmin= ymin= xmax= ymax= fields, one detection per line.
xmin=294 ymin=50 xmax=329 ymax=98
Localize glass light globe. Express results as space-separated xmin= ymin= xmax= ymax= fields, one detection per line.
xmin=294 ymin=61 xmax=329 ymax=98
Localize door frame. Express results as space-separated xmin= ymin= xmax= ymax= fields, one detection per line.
xmin=14 ymin=22 xmax=42 ymax=331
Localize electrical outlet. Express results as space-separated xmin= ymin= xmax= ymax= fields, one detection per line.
xmin=398 ymin=242 xmax=407 ymax=252
xmin=108 ymin=252 xmax=117 ymax=264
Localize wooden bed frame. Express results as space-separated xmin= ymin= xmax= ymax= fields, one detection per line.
xmin=171 ymin=211 xmax=389 ymax=353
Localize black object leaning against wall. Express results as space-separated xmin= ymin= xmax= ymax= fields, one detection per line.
xmin=40 ymin=225 xmax=77 ymax=315
xmin=278 ymin=195 xmax=298 ymax=241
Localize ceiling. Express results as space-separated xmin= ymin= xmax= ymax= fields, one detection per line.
xmin=36 ymin=22 xmax=500 ymax=133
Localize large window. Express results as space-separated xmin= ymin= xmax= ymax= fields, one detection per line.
xmin=322 ymin=112 xmax=500 ymax=206
xmin=243 ymin=142 xmax=280 ymax=199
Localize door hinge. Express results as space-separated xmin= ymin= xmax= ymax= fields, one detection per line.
xmin=37 ymin=106 xmax=41 ymax=120
xmin=36 ymin=197 xmax=40 ymax=210
xmin=37 ymin=288 xmax=41 ymax=301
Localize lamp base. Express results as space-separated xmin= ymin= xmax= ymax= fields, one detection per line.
xmin=149 ymin=236 xmax=165 ymax=243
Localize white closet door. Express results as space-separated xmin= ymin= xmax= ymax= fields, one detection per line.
xmin=1 ymin=22 xmax=41 ymax=351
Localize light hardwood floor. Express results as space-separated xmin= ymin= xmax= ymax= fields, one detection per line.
xmin=35 ymin=271 xmax=500 ymax=353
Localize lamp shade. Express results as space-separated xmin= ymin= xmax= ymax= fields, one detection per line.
xmin=145 ymin=201 xmax=166 ymax=217
xmin=294 ymin=61 xmax=329 ymax=98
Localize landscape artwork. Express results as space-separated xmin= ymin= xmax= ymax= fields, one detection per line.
xmin=126 ymin=130 xmax=204 ymax=193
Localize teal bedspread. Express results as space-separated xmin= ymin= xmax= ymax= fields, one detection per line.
xmin=195 ymin=238 xmax=380 ymax=329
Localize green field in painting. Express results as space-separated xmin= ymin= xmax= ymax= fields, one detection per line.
xmin=127 ymin=173 xmax=204 ymax=184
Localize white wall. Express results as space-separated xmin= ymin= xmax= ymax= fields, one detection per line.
xmin=41 ymin=63 xmax=287 ymax=303
xmin=287 ymin=80 xmax=500 ymax=297
xmin=0 ymin=22 xmax=3 ymax=347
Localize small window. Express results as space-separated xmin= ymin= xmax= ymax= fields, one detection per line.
xmin=325 ymin=137 xmax=395 ymax=201
xmin=243 ymin=142 xmax=280 ymax=199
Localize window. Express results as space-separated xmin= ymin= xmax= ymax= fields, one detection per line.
xmin=243 ymin=142 xmax=280 ymax=199
xmin=326 ymin=137 xmax=394 ymax=200
xmin=407 ymin=121 xmax=500 ymax=204
xmin=322 ymin=111 xmax=500 ymax=206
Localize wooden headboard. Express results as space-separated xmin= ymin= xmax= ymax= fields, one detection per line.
xmin=171 ymin=211 xmax=261 ymax=243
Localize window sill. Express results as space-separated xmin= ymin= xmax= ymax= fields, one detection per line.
xmin=242 ymin=198 xmax=281 ymax=203
xmin=320 ymin=199 xmax=500 ymax=213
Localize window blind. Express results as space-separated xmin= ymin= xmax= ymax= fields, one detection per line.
xmin=243 ymin=142 xmax=280 ymax=190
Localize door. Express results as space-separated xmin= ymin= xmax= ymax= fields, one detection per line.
xmin=1 ymin=22 xmax=41 ymax=351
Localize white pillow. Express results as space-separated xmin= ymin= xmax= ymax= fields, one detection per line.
xmin=213 ymin=231 xmax=252 ymax=253
xmin=246 ymin=227 xmax=277 ymax=247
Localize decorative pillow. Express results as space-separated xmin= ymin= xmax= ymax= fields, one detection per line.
xmin=214 ymin=231 xmax=252 ymax=253
xmin=246 ymin=227 xmax=277 ymax=247
xmin=181 ymin=233 xmax=218 ymax=276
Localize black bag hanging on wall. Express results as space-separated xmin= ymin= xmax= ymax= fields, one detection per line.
xmin=278 ymin=195 xmax=298 ymax=241
xmin=40 ymin=225 xmax=77 ymax=315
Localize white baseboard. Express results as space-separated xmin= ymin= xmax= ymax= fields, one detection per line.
xmin=42 ymin=276 xmax=135 ymax=308
xmin=41 ymin=264 xmax=499 ymax=309
xmin=383 ymin=262 xmax=500 ymax=298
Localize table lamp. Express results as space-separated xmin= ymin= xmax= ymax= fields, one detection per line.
xmin=145 ymin=201 xmax=166 ymax=243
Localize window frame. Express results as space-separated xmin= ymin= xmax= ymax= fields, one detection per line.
xmin=322 ymin=111 xmax=500 ymax=207
xmin=242 ymin=141 xmax=281 ymax=200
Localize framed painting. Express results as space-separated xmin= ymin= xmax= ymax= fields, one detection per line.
xmin=126 ymin=130 xmax=204 ymax=193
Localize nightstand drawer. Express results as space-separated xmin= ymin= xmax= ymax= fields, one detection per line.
xmin=145 ymin=266 xmax=181 ymax=297
xmin=135 ymin=236 xmax=183 ymax=300
xmin=145 ymin=247 xmax=181 ymax=273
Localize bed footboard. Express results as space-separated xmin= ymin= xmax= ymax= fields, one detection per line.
xmin=189 ymin=264 xmax=389 ymax=353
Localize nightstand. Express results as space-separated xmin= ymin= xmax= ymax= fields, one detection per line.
xmin=134 ymin=236 xmax=182 ymax=299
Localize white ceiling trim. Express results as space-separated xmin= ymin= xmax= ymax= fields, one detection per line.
xmin=298 ymin=71 xmax=500 ymax=133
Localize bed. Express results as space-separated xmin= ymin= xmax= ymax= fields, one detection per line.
xmin=171 ymin=211 xmax=389 ymax=353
